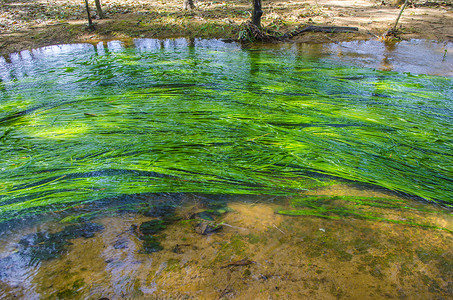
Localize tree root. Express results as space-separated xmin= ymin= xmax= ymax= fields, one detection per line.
xmin=382 ymin=28 xmax=402 ymax=41
xmin=238 ymin=21 xmax=359 ymax=42
xmin=237 ymin=21 xmax=282 ymax=42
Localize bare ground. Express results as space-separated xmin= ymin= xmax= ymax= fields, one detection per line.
xmin=0 ymin=0 xmax=452 ymax=55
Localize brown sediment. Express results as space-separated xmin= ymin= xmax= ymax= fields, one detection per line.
xmin=0 ymin=188 xmax=451 ymax=299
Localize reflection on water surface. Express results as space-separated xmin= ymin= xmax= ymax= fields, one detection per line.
xmin=317 ymin=39 xmax=453 ymax=76
xmin=0 ymin=38 xmax=452 ymax=298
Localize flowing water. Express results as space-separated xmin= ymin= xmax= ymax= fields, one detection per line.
xmin=0 ymin=39 xmax=452 ymax=299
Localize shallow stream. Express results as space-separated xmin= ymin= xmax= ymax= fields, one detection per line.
xmin=0 ymin=38 xmax=452 ymax=299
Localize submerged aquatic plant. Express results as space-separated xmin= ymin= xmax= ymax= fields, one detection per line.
xmin=0 ymin=40 xmax=452 ymax=223
xmin=277 ymin=195 xmax=453 ymax=232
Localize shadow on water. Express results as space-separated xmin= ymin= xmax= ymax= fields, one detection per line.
xmin=0 ymin=38 xmax=452 ymax=298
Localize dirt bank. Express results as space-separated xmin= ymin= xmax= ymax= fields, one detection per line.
xmin=1 ymin=0 xmax=452 ymax=55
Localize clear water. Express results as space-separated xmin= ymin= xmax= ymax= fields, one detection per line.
xmin=0 ymin=38 xmax=452 ymax=298
xmin=0 ymin=38 xmax=452 ymax=223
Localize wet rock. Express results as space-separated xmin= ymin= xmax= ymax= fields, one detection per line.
xmin=18 ymin=222 xmax=104 ymax=263
xmin=195 ymin=221 xmax=222 ymax=235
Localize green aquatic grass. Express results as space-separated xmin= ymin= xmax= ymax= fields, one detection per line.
xmin=0 ymin=40 xmax=452 ymax=223
xmin=278 ymin=195 xmax=452 ymax=232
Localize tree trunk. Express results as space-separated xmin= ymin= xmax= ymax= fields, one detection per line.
xmin=252 ymin=0 xmax=263 ymax=27
xmin=94 ymin=0 xmax=104 ymax=19
xmin=284 ymin=25 xmax=359 ymax=39
xmin=183 ymin=0 xmax=194 ymax=10
xmin=84 ymin=0 xmax=94 ymax=29
xmin=392 ymin=0 xmax=409 ymax=31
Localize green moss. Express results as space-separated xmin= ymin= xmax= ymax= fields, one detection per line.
xmin=370 ymin=266 xmax=384 ymax=279
xmin=352 ymin=238 xmax=374 ymax=254
xmin=243 ymin=269 xmax=252 ymax=277
xmin=139 ymin=220 xmax=167 ymax=235
xmin=416 ymin=247 xmax=453 ymax=276
xmin=55 ymin=288 xmax=78 ymax=298
xmin=398 ymin=263 xmax=414 ymax=276
xmin=245 ymin=233 xmax=261 ymax=244
xmin=72 ymin=278 xmax=85 ymax=290
xmin=330 ymin=284 xmax=345 ymax=298
xmin=302 ymin=231 xmax=354 ymax=261
xmin=18 ymin=223 xmax=103 ymax=263
xmin=140 ymin=236 xmax=163 ymax=254
xmin=225 ymin=236 xmax=246 ymax=254
xmin=166 ymin=258 xmax=181 ymax=272
xmin=336 ymin=250 xmax=353 ymax=262
xmin=51 ymin=279 xmax=85 ymax=299
xmin=212 ymin=235 xmax=247 ymax=264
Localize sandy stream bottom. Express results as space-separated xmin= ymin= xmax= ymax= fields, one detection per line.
xmin=0 ymin=185 xmax=452 ymax=299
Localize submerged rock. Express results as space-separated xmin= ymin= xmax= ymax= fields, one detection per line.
xmin=189 ymin=202 xmax=229 ymax=235
xmin=136 ymin=200 xmax=229 ymax=253
xmin=195 ymin=221 xmax=223 ymax=235
xmin=140 ymin=235 xmax=164 ymax=253
xmin=135 ymin=219 xmax=168 ymax=254
xmin=138 ymin=220 xmax=167 ymax=235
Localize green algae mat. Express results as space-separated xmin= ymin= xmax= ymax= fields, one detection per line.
xmin=0 ymin=39 xmax=452 ymax=223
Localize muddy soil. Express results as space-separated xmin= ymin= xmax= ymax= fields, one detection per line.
xmin=1 ymin=0 xmax=452 ymax=55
